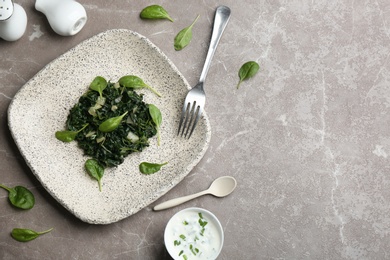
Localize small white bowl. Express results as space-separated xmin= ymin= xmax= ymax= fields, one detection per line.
xmin=164 ymin=207 xmax=224 ymax=260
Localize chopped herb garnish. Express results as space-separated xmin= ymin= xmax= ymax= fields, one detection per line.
xmin=174 ymin=240 xmax=181 ymax=246
xmin=199 ymin=219 xmax=208 ymax=227
xmin=198 ymin=212 xmax=203 ymax=219
xmin=183 ymin=220 xmax=189 ymax=225
xmin=179 ymin=234 xmax=186 ymax=241
xmin=190 ymin=244 xmax=199 ymax=255
xmin=179 ymin=250 xmax=184 ymax=256
xmin=198 ymin=214 xmax=208 ymax=236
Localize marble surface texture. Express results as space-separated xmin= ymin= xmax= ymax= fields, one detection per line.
xmin=1 ymin=0 xmax=390 ymax=259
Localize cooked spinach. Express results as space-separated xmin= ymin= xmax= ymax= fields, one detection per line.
xmin=63 ymin=76 xmax=159 ymax=169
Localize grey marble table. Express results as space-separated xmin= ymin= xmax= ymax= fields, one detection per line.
xmin=1 ymin=0 xmax=390 ymax=259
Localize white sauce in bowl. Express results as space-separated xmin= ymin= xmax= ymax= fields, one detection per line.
xmin=165 ymin=207 xmax=224 ymax=260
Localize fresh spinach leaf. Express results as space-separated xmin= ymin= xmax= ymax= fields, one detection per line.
xmin=139 ymin=162 xmax=167 ymax=174
xmin=174 ymin=15 xmax=200 ymax=51
xmin=85 ymin=159 xmax=104 ymax=191
xmin=140 ymin=5 xmax=173 ymax=22
xmin=98 ymin=111 xmax=128 ymax=132
xmin=11 ymin=228 xmax=53 ymax=242
xmin=148 ymin=104 xmax=162 ymax=145
xmin=236 ymin=61 xmax=260 ymax=89
xmin=0 ymin=184 xmax=35 ymax=210
xmin=55 ymin=124 xmax=88 ymax=142
xmin=119 ymin=75 xmax=161 ymax=97
xmin=89 ymin=76 xmax=107 ymax=97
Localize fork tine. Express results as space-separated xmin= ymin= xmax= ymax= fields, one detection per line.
xmin=186 ymin=105 xmax=203 ymax=138
xmin=183 ymin=101 xmax=197 ymax=137
xmin=179 ymin=101 xmax=195 ymax=137
xmin=178 ymin=99 xmax=203 ymax=138
xmin=177 ymin=102 xmax=189 ymax=136
xmin=177 ymin=83 xmax=205 ymax=138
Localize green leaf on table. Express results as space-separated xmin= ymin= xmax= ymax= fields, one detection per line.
xmin=11 ymin=228 xmax=53 ymax=242
xmin=0 ymin=184 xmax=35 ymax=209
xmin=236 ymin=61 xmax=260 ymax=89
xmin=174 ymin=15 xmax=200 ymax=51
xmin=140 ymin=5 xmax=173 ymax=22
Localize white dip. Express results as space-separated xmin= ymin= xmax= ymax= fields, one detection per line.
xmin=165 ymin=209 xmax=222 ymax=260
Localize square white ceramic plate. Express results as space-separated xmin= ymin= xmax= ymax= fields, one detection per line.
xmin=8 ymin=29 xmax=211 ymax=224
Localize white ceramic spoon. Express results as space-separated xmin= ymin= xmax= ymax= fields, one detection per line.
xmin=153 ymin=176 xmax=237 ymax=211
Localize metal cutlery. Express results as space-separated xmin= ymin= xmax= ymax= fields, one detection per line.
xmin=177 ymin=5 xmax=231 ymax=138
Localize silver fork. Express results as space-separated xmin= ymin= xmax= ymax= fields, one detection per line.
xmin=178 ymin=5 xmax=231 ymax=138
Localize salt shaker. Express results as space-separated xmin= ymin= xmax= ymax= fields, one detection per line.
xmin=0 ymin=0 xmax=27 ymax=41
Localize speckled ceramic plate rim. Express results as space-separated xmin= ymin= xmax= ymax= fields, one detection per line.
xmin=7 ymin=29 xmax=211 ymax=224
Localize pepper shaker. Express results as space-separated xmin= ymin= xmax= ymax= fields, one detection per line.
xmin=35 ymin=0 xmax=87 ymax=36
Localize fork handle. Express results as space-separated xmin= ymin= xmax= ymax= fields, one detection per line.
xmin=199 ymin=6 xmax=231 ymax=84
